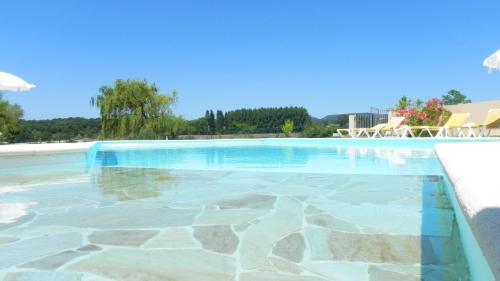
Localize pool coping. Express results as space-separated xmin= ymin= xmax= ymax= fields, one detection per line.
xmin=435 ymin=141 xmax=500 ymax=280
xmin=1 ymin=137 xmax=499 ymax=152
xmin=0 ymin=142 xmax=96 ymax=155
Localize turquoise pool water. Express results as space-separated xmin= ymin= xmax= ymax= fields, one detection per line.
xmin=88 ymin=138 xmax=481 ymax=175
xmin=0 ymin=139 xmax=478 ymax=280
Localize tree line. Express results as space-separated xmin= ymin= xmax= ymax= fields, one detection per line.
xmin=2 ymin=78 xmax=473 ymax=143
xmin=194 ymin=107 xmax=312 ymax=135
xmin=10 ymin=118 xmax=100 ymax=143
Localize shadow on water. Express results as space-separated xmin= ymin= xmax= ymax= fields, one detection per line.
xmin=420 ymin=176 xmax=470 ymax=281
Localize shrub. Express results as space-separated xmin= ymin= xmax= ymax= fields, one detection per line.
xmin=301 ymin=122 xmax=340 ymax=138
xmin=281 ymin=120 xmax=294 ymax=137
xmin=395 ymin=98 xmax=450 ymax=126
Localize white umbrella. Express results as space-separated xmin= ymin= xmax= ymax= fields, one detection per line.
xmin=483 ymin=50 xmax=500 ymax=73
xmin=0 ymin=72 xmax=36 ymax=92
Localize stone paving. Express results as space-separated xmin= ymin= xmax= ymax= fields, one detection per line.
xmin=0 ymin=163 xmax=469 ymax=281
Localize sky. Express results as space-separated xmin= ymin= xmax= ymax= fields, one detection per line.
xmin=1 ymin=0 xmax=500 ymax=120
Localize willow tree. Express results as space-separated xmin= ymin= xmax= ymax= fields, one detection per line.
xmin=90 ymin=79 xmax=177 ymax=139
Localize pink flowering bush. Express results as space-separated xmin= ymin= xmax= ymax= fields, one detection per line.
xmin=395 ymin=98 xmax=449 ymax=126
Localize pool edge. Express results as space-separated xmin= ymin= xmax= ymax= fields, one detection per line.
xmin=435 ymin=142 xmax=500 ymax=281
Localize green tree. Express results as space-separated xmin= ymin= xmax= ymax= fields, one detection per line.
xmin=90 ymin=79 xmax=177 ymax=139
xmin=185 ymin=117 xmax=209 ymax=135
xmin=281 ymin=119 xmax=294 ymax=137
xmin=163 ymin=116 xmax=186 ymax=139
xmin=442 ymin=89 xmax=471 ymax=105
xmin=414 ymin=98 xmax=424 ymax=110
xmin=396 ymin=96 xmax=412 ymax=110
xmin=204 ymin=110 xmax=210 ymax=133
xmin=216 ymin=110 xmax=225 ymax=133
xmin=207 ymin=110 xmax=216 ymax=134
xmin=0 ymin=94 xmax=24 ymax=142
xmin=31 ymin=130 xmax=44 ymax=142
xmin=11 ymin=117 xmax=101 ymax=143
xmin=223 ymin=107 xmax=311 ymax=133
xmin=232 ymin=122 xmax=257 ymax=134
xmin=302 ymin=122 xmax=340 ymax=138
xmin=334 ymin=114 xmax=349 ymax=128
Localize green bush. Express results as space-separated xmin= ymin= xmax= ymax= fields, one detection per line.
xmin=301 ymin=122 xmax=340 ymax=138
xmin=232 ymin=122 xmax=257 ymax=134
xmin=281 ymin=120 xmax=294 ymax=137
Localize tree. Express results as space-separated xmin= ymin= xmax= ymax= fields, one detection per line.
xmin=232 ymin=122 xmax=257 ymax=134
xmin=334 ymin=114 xmax=349 ymax=128
xmin=205 ymin=110 xmax=210 ymax=133
xmin=216 ymin=110 xmax=225 ymax=133
xmin=281 ymin=119 xmax=294 ymax=137
xmin=90 ymin=79 xmax=177 ymax=139
xmin=0 ymin=94 xmax=24 ymax=142
xmin=11 ymin=118 xmax=101 ymax=143
xmin=223 ymin=107 xmax=311 ymax=133
xmin=396 ymin=96 xmax=412 ymax=110
xmin=414 ymin=99 xmax=424 ymax=110
xmin=442 ymin=89 xmax=471 ymax=105
xmin=302 ymin=122 xmax=340 ymax=137
xmin=207 ymin=110 xmax=216 ymax=134
xmin=163 ymin=116 xmax=186 ymax=139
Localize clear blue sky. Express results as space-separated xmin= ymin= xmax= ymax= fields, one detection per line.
xmin=2 ymin=0 xmax=499 ymax=120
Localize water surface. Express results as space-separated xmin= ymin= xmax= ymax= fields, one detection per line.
xmin=0 ymin=140 xmax=469 ymax=280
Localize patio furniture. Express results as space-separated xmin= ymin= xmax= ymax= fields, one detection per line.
xmin=337 ymin=123 xmax=387 ymax=138
xmin=399 ymin=113 xmax=470 ymax=138
xmin=374 ymin=116 xmax=406 ymax=138
xmin=461 ymin=109 xmax=500 ymax=137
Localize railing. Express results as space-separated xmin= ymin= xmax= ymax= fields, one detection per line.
xmin=353 ymin=108 xmax=389 ymax=128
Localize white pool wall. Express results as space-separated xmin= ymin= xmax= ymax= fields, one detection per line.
xmin=436 ymin=142 xmax=500 ymax=281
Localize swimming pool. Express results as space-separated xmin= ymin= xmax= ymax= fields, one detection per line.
xmin=0 ymin=139 xmax=489 ymax=280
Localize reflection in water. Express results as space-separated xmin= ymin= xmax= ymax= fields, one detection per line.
xmin=338 ymin=146 xmax=435 ymax=166
xmin=89 ymin=145 xmax=441 ymax=175
xmin=93 ymin=146 xmax=312 ymax=169
xmin=92 ymin=167 xmax=177 ymax=201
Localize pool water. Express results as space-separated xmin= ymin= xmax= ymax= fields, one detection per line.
xmin=0 ymin=140 xmax=470 ymax=281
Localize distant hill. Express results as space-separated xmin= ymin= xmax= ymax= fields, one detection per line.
xmin=310 ymin=114 xmax=345 ymax=123
xmin=315 ymin=112 xmax=376 ymax=121
xmin=310 ymin=114 xmax=350 ymax=128
xmin=321 ymin=114 xmax=344 ymax=121
xmin=312 ymin=113 xmax=377 ymax=128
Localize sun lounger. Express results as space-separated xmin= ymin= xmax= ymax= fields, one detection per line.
xmin=337 ymin=123 xmax=386 ymax=138
xmin=337 ymin=128 xmax=357 ymax=138
xmin=461 ymin=109 xmax=500 ymax=137
xmin=356 ymin=123 xmax=388 ymax=137
xmin=337 ymin=117 xmax=406 ymax=138
xmin=399 ymin=113 xmax=470 ymax=138
xmin=374 ymin=117 xmax=406 ymax=138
